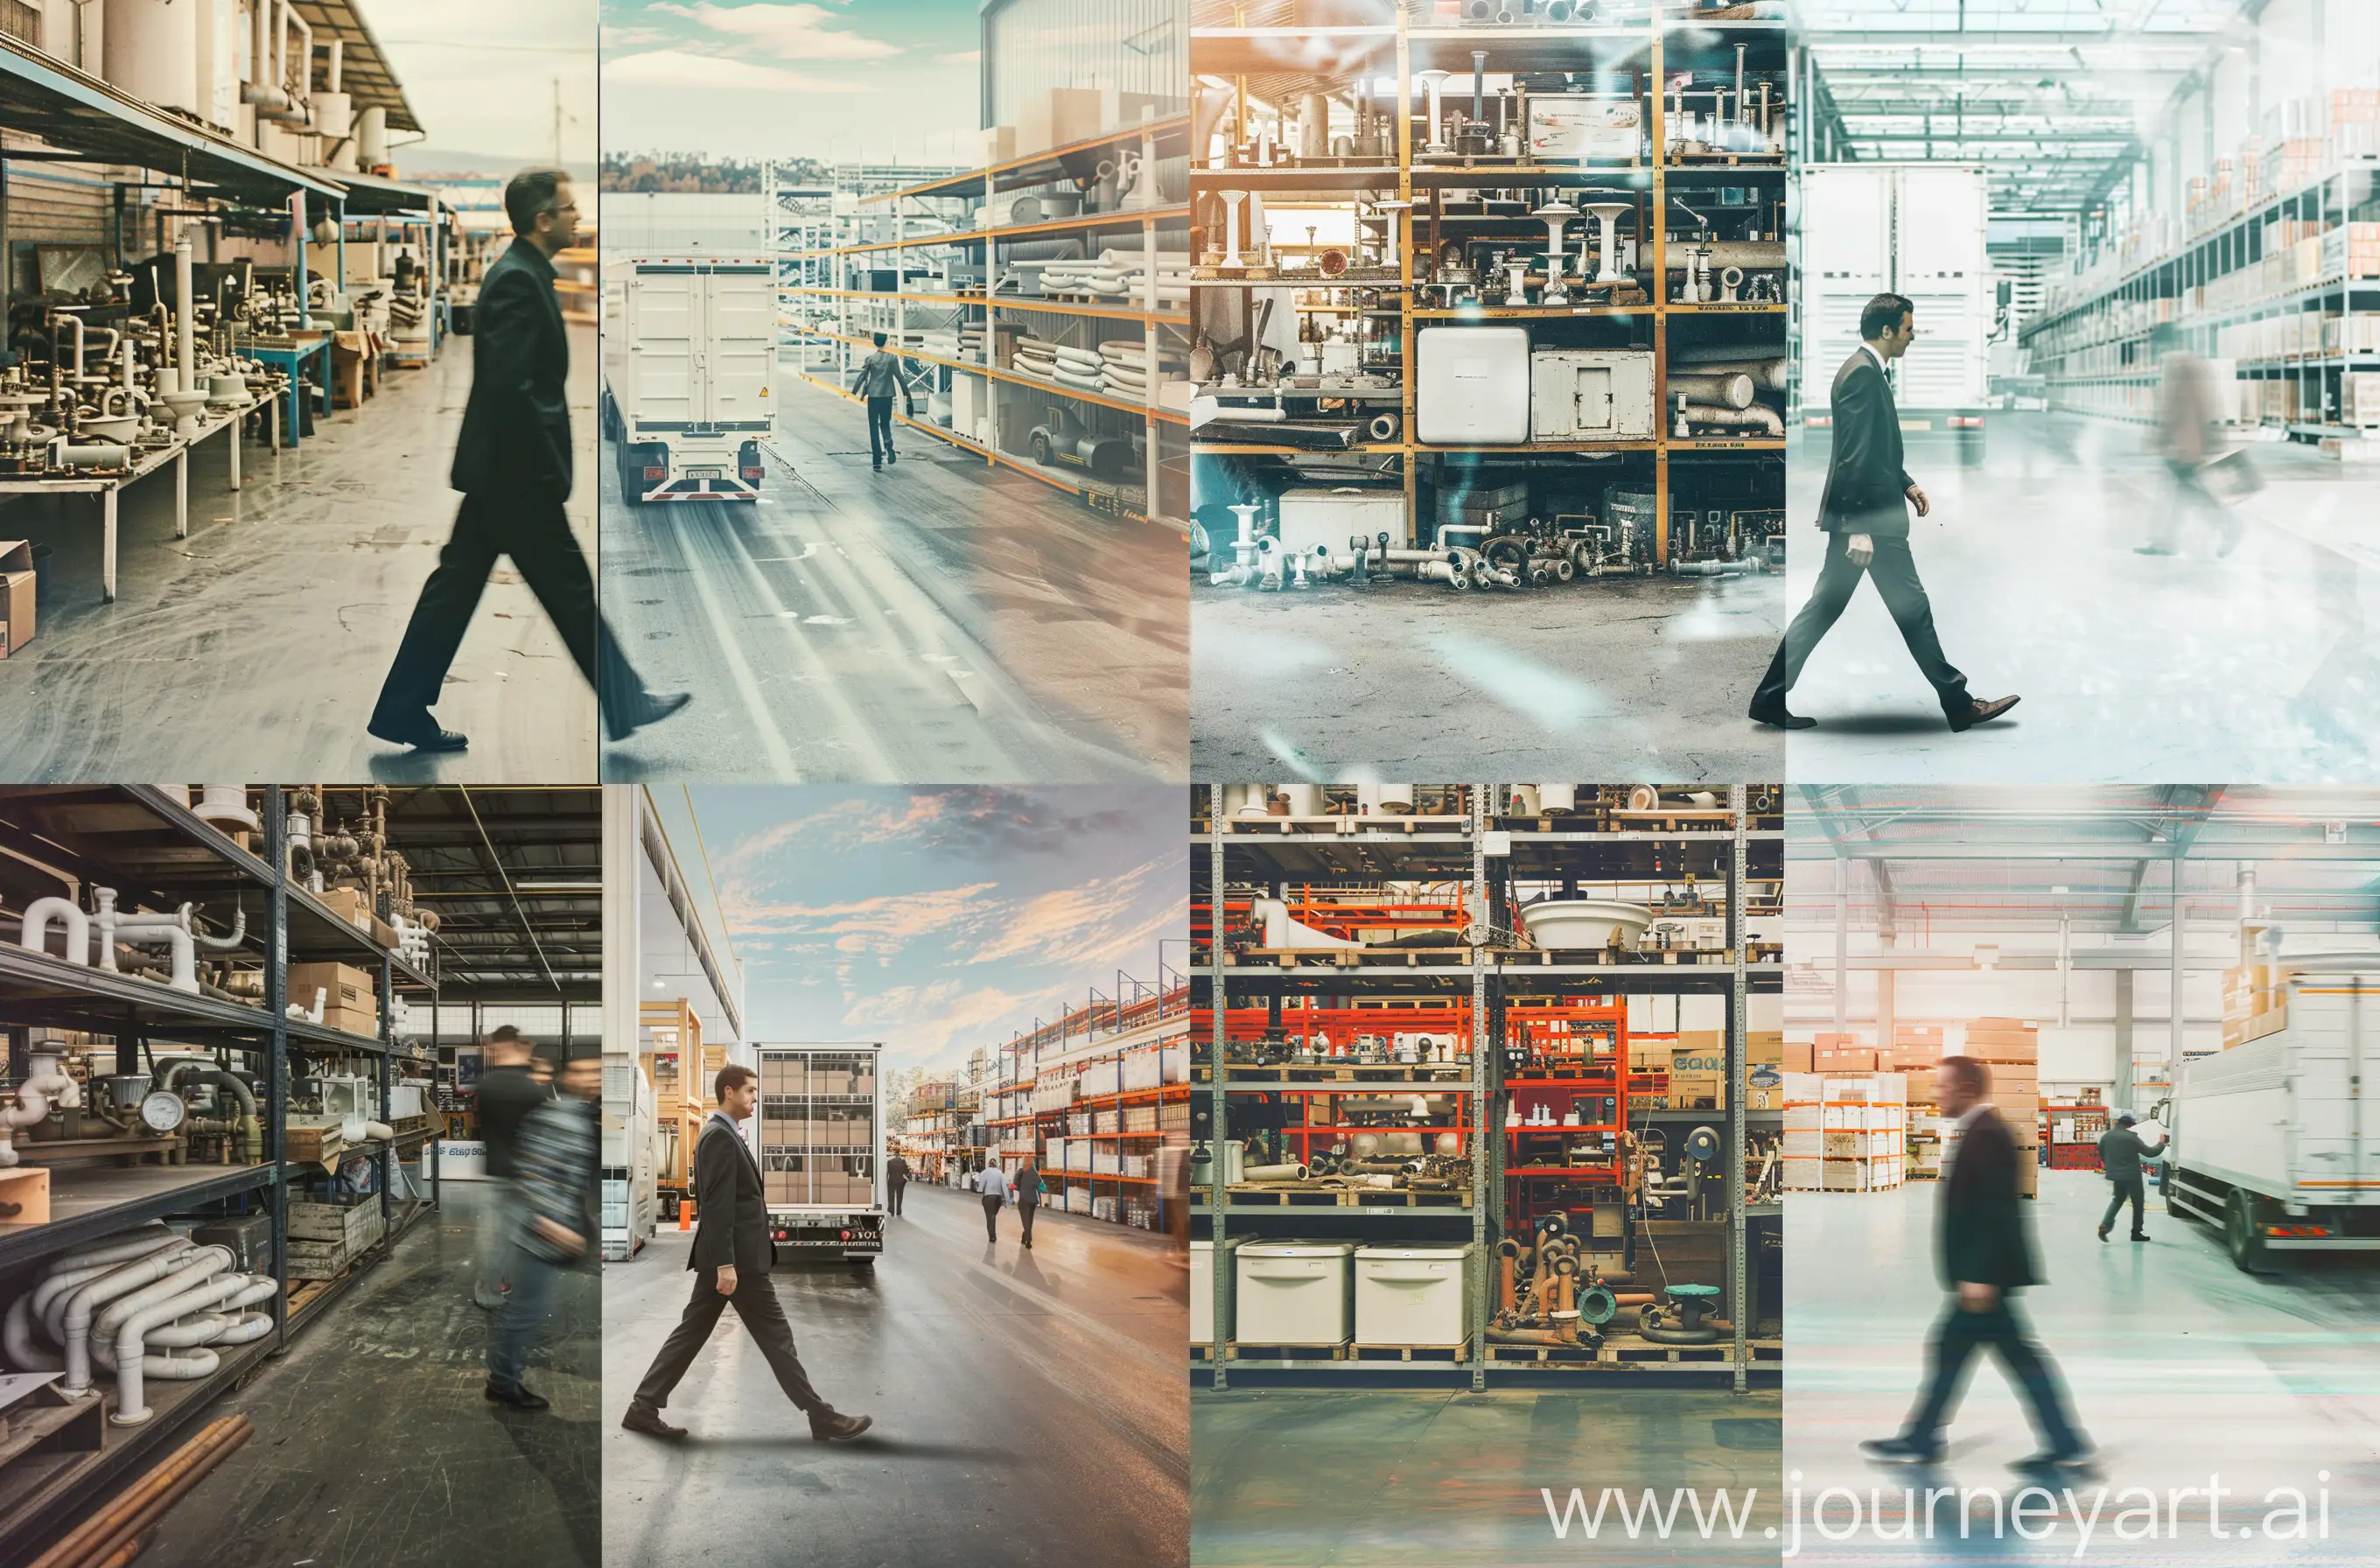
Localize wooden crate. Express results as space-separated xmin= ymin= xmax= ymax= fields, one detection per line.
xmin=0 ymin=1165 xmax=51 ymax=1224
xmin=289 ymin=1199 xmax=382 ymax=1251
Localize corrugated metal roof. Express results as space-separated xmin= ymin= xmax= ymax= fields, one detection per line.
xmin=290 ymin=0 xmax=423 ymax=136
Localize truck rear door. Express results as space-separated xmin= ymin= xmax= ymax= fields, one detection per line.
xmin=1800 ymin=166 xmax=1888 ymax=411
xmin=2289 ymin=983 xmax=2375 ymax=1199
xmin=1894 ymin=166 xmax=1988 ymax=413
xmin=628 ymin=264 xmax=699 ymax=430
xmin=704 ymin=263 xmax=775 ymax=430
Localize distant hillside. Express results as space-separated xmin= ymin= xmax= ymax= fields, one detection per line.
xmin=390 ymin=146 xmax=597 ymax=184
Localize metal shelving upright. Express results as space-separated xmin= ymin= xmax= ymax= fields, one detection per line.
xmin=1191 ymin=783 xmax=1782 ymax=1392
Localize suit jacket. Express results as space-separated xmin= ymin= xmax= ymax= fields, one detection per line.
xmin=690 ymin=1116 xmax=774 ymax=1277
xmin=1818 ymin=348 xmax=1915 ymax=537
xmin=451 ymin=238 xmax=570 ymax=498
xmin=1938 ymin=1108 xmax=2038 ymax=1291
xmin=886 ymin=1155 xmax=910 ymax=1186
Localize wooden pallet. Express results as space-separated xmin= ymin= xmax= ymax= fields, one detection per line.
xmin=1203 ymin=1061 xmax=1470 ymax=1084
xmin=1670 ymin=152 xmax=1787 ymax=166
xmin=1220 ymin=814 xmax=1468 ymax=836
xmin=1352 ymin=1338 xmax=1474 ymax=1363
xmin=1222 ymin=1184 xmax=1470 ymax=1208
xmin=1226 ymin=1342 xmax=1349 ymax=1362
xmin=1487 ymin=1340 xmax=1604 ymax=1365
xmin=1227 ymin=946 xmax=1474 ymax=970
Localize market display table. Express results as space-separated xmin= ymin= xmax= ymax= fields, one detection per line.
xmin=0 ymin=402 xmax=259 ymax=600
xmin=246 ymin=339 xmax=334 ymax=447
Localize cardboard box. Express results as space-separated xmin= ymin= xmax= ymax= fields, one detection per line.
xmin=0 ymin=540 xmax=32 ymax=654
xmin=1816 ymin=1046 xmax=1879 ymax=1073
xmin=1747 ymin=1031 xmax=1783 ymax=1066
xmin=318 ymin=886 xmax=377 ymax=933
xmin=1671 ymin=1033 xmax=1726 ymax=1074
xmin=1668 ymin=1069 xmax=1723 ymax=1106
xmin=288 ymin=961 xmax=374 ymax=1013
xmin=1016 ymin=88 xmax=1104 ymax=156
xmin=1628 ymin=1040 xmax=1674 ymax=1073
xmin=1784 ymin=1040 xmax=1814 ymax=1074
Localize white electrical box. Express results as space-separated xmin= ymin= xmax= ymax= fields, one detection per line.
xmin=1191 ymin=1237 xmax=1244 ymax=1343
xmin=1417 ymin=326 xmax=1531 ymax=445
xmin=1236 ymin=1240 xmax=1355 ymax=1345
xmin=1354 ymin=1243 xmax=1478 ymax=1346
xmin=1278 ymin=488 xmax=1406 ymax=556
xmin=1531 ymin=349 xmax=1657 ymax=439
xmin=1525 ymin=94 xmax=1646 ymax=161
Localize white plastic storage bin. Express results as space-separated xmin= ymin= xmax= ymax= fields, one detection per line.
xmin=1354 ymin=1244 xmax=1478 ymax=1346
xmin=1236 ymin=1240 xmax=1355 ymax=1346
xmin=1417 ymin=326 xmax=1531 ymax=444
xmin=1278 ymin=487 xmax=1406 ymax=556
xmin=1191 ymin=1237 xmax=1243 ymax=1343
xmin=1531 ymin=349 xmax=1656 ymax=439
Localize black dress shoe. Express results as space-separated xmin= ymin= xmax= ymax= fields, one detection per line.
xmin=809 ymin=1410 xmax=872 ymax=1441
xmin=621 ymin=1403 xmax=686 ymax=1439
xmin=606 ymin=690 xmax=693 ymax=741
xmin=368 ymin=715 xmax=469 ymax=752
xmin=1949 ymin=695 xmax=2020 ymax=732
xmin=1858 ymin=1434 xmax=1942 ymax=1464
xmin=485 ymin=1381 xmax=550 ymax=1410
xmin=2131 ymin=1232 xmax=2151 ymax=1242
xmin=2010 ymin=1442 xmax=2095 ymax=1473
xmin=1750 ymin=707 xmax=1816 ymax=730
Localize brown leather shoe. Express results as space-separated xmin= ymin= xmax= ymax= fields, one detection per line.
xmin=1950 ymin=695 xmax=2020 ymax=732
xmin=809 ymin=1410 xmax=873 ymax=1441
xmin=621 ymin=1403 xmax=686 ymax=1440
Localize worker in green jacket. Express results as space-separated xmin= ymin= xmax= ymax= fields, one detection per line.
xmin=2096 ymin=1113 xmax=2168 ymax=1242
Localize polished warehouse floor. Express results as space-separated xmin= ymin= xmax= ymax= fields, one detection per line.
xmin=598 ymin=373 xmax=1186 ymax=782
xmin=0 ymin=326 xmax=601 ymax=782
xmin=1786 ymin=1172 xmax=2380 ymax=1564
xmin=147 ymin=1183 xmax=601 ymax=1568
xmin=1194 ymin=1386 xmax=1783 ymax=1567
xmin=1782 ymin=415 xmax=2380 ymax=780
xmin=602 ymin=1182 xmax=1188 ymax=1567
xmin=1193 ymin=570 xmax=1784 ymax=782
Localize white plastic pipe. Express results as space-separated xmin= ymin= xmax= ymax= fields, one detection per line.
xmin=175 ymin=231 xmax=195 ymax=391
xmin=18 ymin=897 xmax=88 ymax=963
xmin=1679 ymin=402 xmax=1782 ymax=435
xmin=27 ymin=1228 xmax=180 ymax=1323
xmin=42 ymin=1242 xmax=196 ymax=1342
xmin=1669 ymin=371 xmax=1755 ymax=409
xmin=4 ymin=1293 xmax=60 ymax=1369
xmin=99 ymin=1249 xmax=234 ymax=1421
xmin=60 ymin=1245 xmax=206 ymax=1394
xmin=1 ymin=1054 xmax=80 ymax=1168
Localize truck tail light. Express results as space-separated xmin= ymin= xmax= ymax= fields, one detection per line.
xmin=2270 ymin=1223 xmax=2332 ymax=1237
xmin=1950 ymin=416 xmax=1985 ymax=429
xmin=1804 ymin=414 xmax=1831 ymax=428
xmin=841 ymin=1229 xmax=852 ymax=1240
xmin=741 ymin=466 xmax=764 ymax=481
xmin=642 ymin=466 xmax=665 ymax=481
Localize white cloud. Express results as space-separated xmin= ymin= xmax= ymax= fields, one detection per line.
xmin=968 ymin=853 xmax=1185 ymax=970
xmin=601 ymin=48 xmax=858 ymax=91
xmin=652 ymin=1 xmax=900 ymax=60
xmin=938 ymin=50 xmax=980 ymax=65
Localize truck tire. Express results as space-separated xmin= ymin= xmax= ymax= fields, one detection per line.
xmin=2226 ymin=1188 xmax=2270 ymax=1273
xmin=1030 ymin=430 xmax=1053 ymax=467
xmin=600 ymin=391 xmax=620 ymax=442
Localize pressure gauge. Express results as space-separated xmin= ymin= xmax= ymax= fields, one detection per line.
xmin=140 ymin=1091 xmax=187 ymax=1133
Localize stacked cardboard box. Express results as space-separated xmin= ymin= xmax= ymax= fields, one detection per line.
xmin=287 ymin=962 xmax=380 ymax=1037
xmin=1963 ymin=1018 xmax=2039 ymax=1197
xmin=1781 ymin=1072 xmax=1904 ymax=1191
xmin=1780 ymin=1070 xmax=1822 ymax=1191
xmin=2221 ymin=928 xmax=2292 ymax=1046
xmin=1888 ymin=1026 xmax=1942 ymax=1072
xmin=1662 ymin=1031 xmax=1785 ymax=1109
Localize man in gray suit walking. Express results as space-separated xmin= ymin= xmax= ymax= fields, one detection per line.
xmin=1749 ymin=292 xmax=2019 ymax=733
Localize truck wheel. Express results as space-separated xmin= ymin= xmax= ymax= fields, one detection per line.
xmin=2225 ymin=1188 xmax=2270 ymax=1273
xmin=1030 ymin=430 xmax=1053 ymax=466
xmin=600 ymin=392 xmax=620 ymax=442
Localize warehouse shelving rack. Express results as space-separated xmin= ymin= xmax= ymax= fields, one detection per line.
xmin=0 ymin=786 xmax=438 ymax=1566
xmin=1187 ymin=3 xmax=1788 ymax=562
xmin=1191 ymin=784 xmax=1783 ymax=1392
xmin=779 ymin=118 xmax=1194 ymax=527
xmin=985 ymin=973 xmax=1191 ymax=1230
xmin=2023 ymin=158 xmax=2380 ymax=435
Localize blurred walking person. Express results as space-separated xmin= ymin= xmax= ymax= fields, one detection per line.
xmin=368 ymin=168 xmax=689 ymax=752
xmin=973 ymin=1157 xmax=1011 ymax=1243
xmin=472 ymin=1026 xmax=546 ymax=1311
xmin=621 ymin=1065 xmax=872 ymax=1442
xmin=486 ymin=1046 xmax=599 ymax=1410
xmin=885 ymin=1147 xmax=910 ymax=1217
xmin=1015 ymin=1155 xmax=1046 ymax=1249
xmin=2096 ymin=1112 xmax=2168 ymax=1242
xmin=2138 ymin=324 xmax=2246 ymax=558
xmin=1861 ymin=1055 xmax=2092 ymax=1473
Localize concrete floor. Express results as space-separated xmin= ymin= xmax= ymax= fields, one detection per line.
xmin=598 ymin=374 xmax=1186 ymax=781
xmin=0 ymin=327 xmax=600 ymax=782
xmin=1783 ymin=415 xmax=2380 ymax=780
xmin=1190 ymin=572 xmax=1784 ymax=781
xmin=1787 ymin=1171 xmax=2380 ymax=1564
xmin=1194 ymin=1386 xmax=1783 ymax=1566
xmin=602 ymin=1180 xmax=1188 ymax=1567
xmin=146 ymin=1183 xmax=601 ymax=1568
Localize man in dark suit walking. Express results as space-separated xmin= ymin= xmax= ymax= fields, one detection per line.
xmin=1863 ymin=1055 xmax=2090 ymax=1471
xmin=368 ymin=168 xmax=688 ymax=753
xmin=620 ymin=1064 xmax=872 ymax=1442
xmin=1749 ymin=293 xmax=2018 ymax=733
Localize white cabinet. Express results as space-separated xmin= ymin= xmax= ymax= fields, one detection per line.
xmin=1236 ymin=1240 xmax=1354 ymax=1345
xmin=1417 ymin=326 xmax=1530 ymax=444
xmin=1354 ymin=1244 xmax=1477 ymax=1346
xmin=1531 ymin=349 xmax=1657 ymax=439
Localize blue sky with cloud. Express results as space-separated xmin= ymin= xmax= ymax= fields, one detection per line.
xmin=676 ymin=788 xmax=1185 ymax=1077
xmin=602 ymin=0 xmax=986 ymax=163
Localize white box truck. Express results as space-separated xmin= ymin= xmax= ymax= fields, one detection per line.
xmin=601 ymin=256 xmax=776 ymax=503
xmin=600 ymin=1052 xmax=657 ymax=1262
xmin=752 ymin=1042 xmax=886 ymax=1264
xmin=1799 ymin=164 xmax=1992 ymax=463
xmin=2156 ymin=966 xmax=2380 ymax=1272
